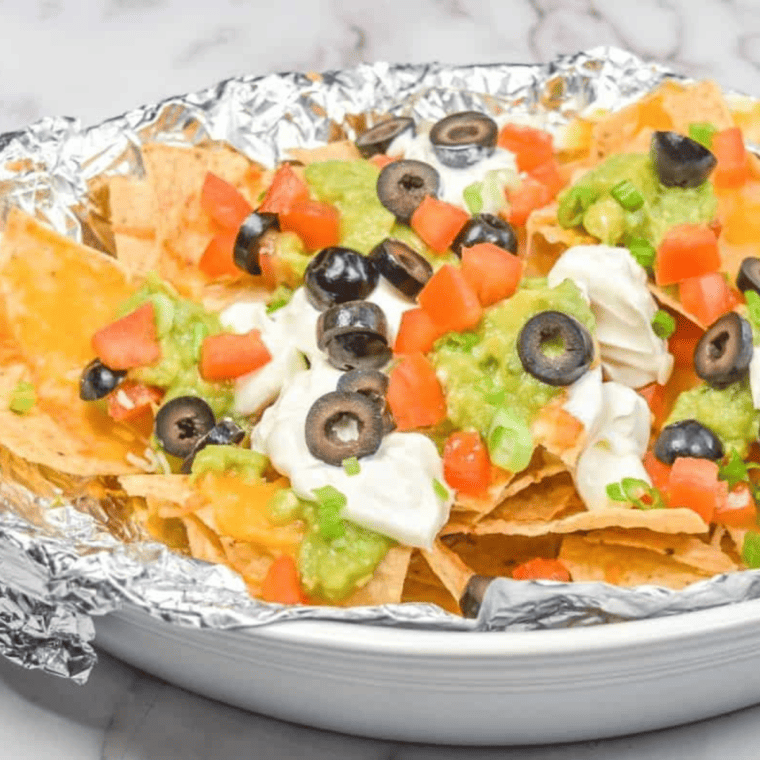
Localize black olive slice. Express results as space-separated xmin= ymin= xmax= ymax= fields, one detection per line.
xmin=368 ymin=238 xmax=433 ymax=299
xmin=517 ymin=311 xmax=594 ymax=386
xmin=305 ymin=391 xmax=384 ymax=466
xmin=736 ymin=257 xmax=760 ymax=295
xmin=179 ymin=418 xmax=246 ymax=474
xmin=429 ymin=111 xmax=498 ymax=169
xmin=693 ymin=312 xmax=753 ymax=388
xmin=79 ymin=358 xmax=126 ymax=401
xmin=451 ymin=213 xmax=518 ymax=257
xmin=317 ymin=301 xmax=389 ymax=349
xmin=355 ymin=116 xmax=415 ymax=158
xmin=326 ymin=333 xmax=393 ymax=372
xmin=376 ymin=160 xmax=440 ymax=223
xmin=338 ymin=368 xmax=395 ymax=434
xmin=304 ymin=247 xmax=379 ymax=311
xmin=459 ymin=575 xmax=495 ymax=619
xmin=154 ymin=396 xmax=216 ymax=458
xmin=653 ymin=419 xmax=724 ymax=465
xmin=233 ymin=211 xmax=280 ymax=275
xmin=650 ymin=131 xmax=717 ymax=189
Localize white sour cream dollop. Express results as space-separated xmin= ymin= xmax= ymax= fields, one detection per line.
xmin=548 ymin=245 xmax=674 ymax=389
xmin=388 ymin=130 xmax=519 ymax=212
xmin=749 ymin=348 xmax=760 ymax=410
xmin=572 ymin=379 xmax=653 ymax=511
xmin=250 ymin=363 xmax=452 ymax=548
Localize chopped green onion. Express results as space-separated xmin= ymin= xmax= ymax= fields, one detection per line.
xmin=557 ymin=185 xmax=596 ymax=228
xmin=746 ymin=290 xmax=760 ymax=334
xmin=610 ymin=179 xmax=645 ymax=212
xmin=718 ymin=448 xmax=760 ymax=490
xmin=266 ymin=285 xmax=294 ymax=314
xmin=342 ymin=457 xmax=361 ymax=476
xmin=627 ymin=237 xmax=657 ymax=270
xmin=487 ymin=407 xmax=533 ymax=473
xmin=689 ymin=122 xmax=717 ymax=150
xmin=463 ymin=182 xmax=484 ymax=215
xmin=9 ymin=380 xmax=35 ymax=415
xmin=312 ymin=485 xmax=347 ymax=540
xmin=742 ymin=531 xmax=760 ymax=568
xmin=651 ymin=309 xmax=676 ymax=339
xmin=606 ymin=482 xmax=626 ymax=502
xmin=606 ymin=478 xmax=665 ymax=510
xmin=433 ymin=478 xmax=449 ymax=501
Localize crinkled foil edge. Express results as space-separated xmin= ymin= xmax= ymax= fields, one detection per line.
xmin=3 ymin=46 xmax=757 ymax=685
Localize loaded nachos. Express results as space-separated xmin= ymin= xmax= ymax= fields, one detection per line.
xmin=1 ymin=77 xmax=760 ymax=616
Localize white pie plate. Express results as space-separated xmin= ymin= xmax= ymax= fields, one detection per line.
xmin=94 ymin=597 xmax=760 ymax=745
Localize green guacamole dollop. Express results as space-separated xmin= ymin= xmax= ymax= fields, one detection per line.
xmin=558 ymin=153 xmax=717 ymax=246
xmin=431 ymin=277 xmax=594 ymax=461
xmin=190 ymin=446 xmax=267 ymax=481
xmin=269 ymin=488 xmax=392 ymax=601
xmin=118 ymin=274 xmax=234 ymax=418
xmin=666 ymin=379 xmax=760 ymax=457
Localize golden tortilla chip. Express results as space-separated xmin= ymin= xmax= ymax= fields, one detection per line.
xmin=287 ymin=140 xmax=362 ymax=164
xmin=339 ymin=546 xmax=413 ymax=606
xmin=182 ymin=513 xmax=227 ymax=565
xmin=219 ymin=537 xmax=273 ymax=596
xmin=119 ymin=474 xmax=198 ymax=515
xmin=401 ymin=549 xmax=460 ymax=614
xmin=113 ymin=233 xmax=161 ymax=279
xmin=524 ymin=204 xmax=596 ymax=276
xmin=107 ymin=175 xmax=157 ymax=239
xmin=421 ymin=540 xmax=473 ymax=602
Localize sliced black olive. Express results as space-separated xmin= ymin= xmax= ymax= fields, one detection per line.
xmin=459 ymin=575 xmax=495 ymax=619
xmin=233 ymin=211 xmax=280 ymax=275
xmin=376 ymin=160 xmax=440 ymax=223
xmin=305 ymin=391 xmax=384 ymax=466
xmin=326 ymin=332 xmax=393 ymax=372
xmin=650 ymin=131 xmax=717 ymax=189
xmin=304 ymin=247 xmax=379 ymax=311
xmin=736 ymin=257 xmax=760 ymax=295
xmin=179 ymin=418 xmax=246 ymax=474
xmin=79 ymin=358 xmax=126 ymax=401
xmin=429 ymin=111 xmax=498 ymax=169
xmin=355 ymin=116 xmax=415 ymax=158
xmin=450 ymin=213 xmax=518 ymax=257
xmin=653 ymin=419 xmax=724 ymax=465
xmin=337 ymin=369 xmax=395 ymax=434
xmin=517 ymin=311 xmax=594 ymax=386
xmin=368 ymin=238 xmax=433 ymax=299
xmin=693 ymin=312 xmax=753 ymax=388
xmin=154 ymin=396 xmax=216 ymax=458
xmin=317 ymin=300 xmax=388 ymax=349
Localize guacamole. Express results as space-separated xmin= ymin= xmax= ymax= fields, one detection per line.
xmin=557 ymin=153 xmax=717 ymax=247
xmin=667 ymin=379 xmax=760 ymax=456
xmin=118 ymin=274 xmax=234 ymax=418
xmin=269 ymin=487 xmax=392 ymax=601
xmin=431 ymin=277 xmax=594 ymax=469
xmin=190 ymin=445 xmax=267 ymax=481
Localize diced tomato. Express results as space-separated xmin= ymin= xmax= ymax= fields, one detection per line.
xmin=712 ymin=127 xmax=750 ymax=189
xmin=668 ymin=315 xmax=705 ymax=368
xmin=200 ymin=172 xmax=252 ymax=229
xmin=643 ymin=450 xmax=671 ymax=494
xmin=410 ymin=196 xmax=469 ymax=254
xmin=443 ymin=431 xmax=491 ymax=496
xmin=497 ymin=124 xmax=554 ymax=173
xmin=106 ymin=381 xmax=163 ymax=422
xmin=260 ymin=555 xmax=308 ymax=604
xmin=667 ymin=457 xmax=727 ymax=524
xmin=369 ymin=154 xmax=395 ymax=169
xmin=258 ymin=164 xmax=310 ymax=214
xmin=714 ymin=482 xmax=758 ymax=529
xmin=461 ymin=242 xmax=522 ymax=307
xmin=638 ymin=384 xmax=667 ymax=429
xmin=92 ymin=302 xmax=161 ymax=371
xmin=199 ymin=330 xmax=272 ymax=381
xmin=279 ymin=200 xmax=340 ymax=251
xmin=386 ymin=352 xmax=447 ymax=431
xmin=394 ymin=308 xmax=444 ymax=355
xmin=199 ymin=228 xmax=241 ymax=278
xmin=418 ymin=264 xmax=483 ymax=333
xmin=654 ymin=224 xmax=720 ymax=286
xmin=512 ymin=557 xmax=571 ymax=582
xmin=505 ymin=177 xmax=552 ymax=227
xmin=679 ymin=272 xmax=739 ymax=326
xmin=528 ymin=158 xmax=566 ymax=198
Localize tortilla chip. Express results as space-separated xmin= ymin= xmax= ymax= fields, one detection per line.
xmin=119 ymin=474 xmax=197 ymax=514
xmin=107 ymin=175 xmax=157 ymax=238
xmin=401 ymin=550 xmax=461 ymax=614
xmin=339 ymin=546 xmax=413 ymax=606
xmin=287 ymin=141 xmax=361 ymax=164
xmin=421 ymin=540 xmax=473 ymax=602
xmin=182 ymin=513 xmax=227 ymax=565
xmin=113 ymin=233 xmax=161 ymax=278
xmin=524 ymin=204 xmax=595 ymax=276
xmin=219 ymin=537 xmax=273 ymax=596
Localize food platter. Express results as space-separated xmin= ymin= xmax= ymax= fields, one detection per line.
xmin=94 ymin=598 xmax=760 ymax=744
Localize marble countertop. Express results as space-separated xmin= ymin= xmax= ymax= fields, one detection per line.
xmin=3 ymin=0 xmax=760 ymax=756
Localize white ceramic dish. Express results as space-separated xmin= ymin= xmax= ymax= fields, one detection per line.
xmin=94 ymin=598 xmax=760 ymax=745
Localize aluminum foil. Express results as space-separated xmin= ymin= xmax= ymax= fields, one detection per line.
xmin=1 ymin=45 xmax=755 ymax=684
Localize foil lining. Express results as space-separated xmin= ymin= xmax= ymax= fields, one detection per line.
xmin=0 ymin=45 xmax=752 ymax=684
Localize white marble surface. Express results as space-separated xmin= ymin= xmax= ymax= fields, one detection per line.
xmin=4 ymin=0 xmax=760 ymax=756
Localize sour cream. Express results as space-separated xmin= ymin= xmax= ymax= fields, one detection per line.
xmin=548 ymin=245 xmax=674 ymax=388
xmin=750 ymin=349 xmax=760 ymax=410
xmin=250 ymin=363 xmax=452 ymax=548
xmin=388 ymin=130 xmax=519 ymax=211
